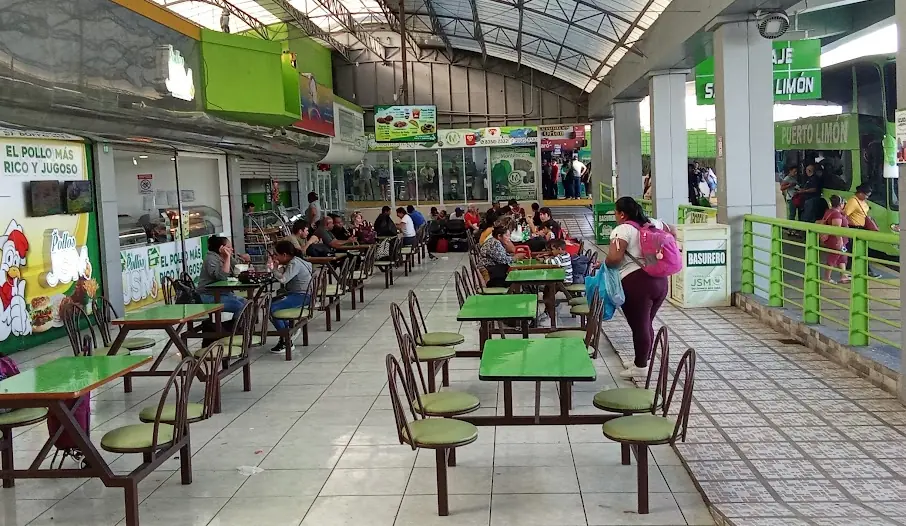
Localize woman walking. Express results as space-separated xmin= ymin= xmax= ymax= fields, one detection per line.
xmin=604 ymin=197 xmax=672 ymax=378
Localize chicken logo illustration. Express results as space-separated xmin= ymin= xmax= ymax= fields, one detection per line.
xmin=0 ymin=220 xmax=31 ymax=341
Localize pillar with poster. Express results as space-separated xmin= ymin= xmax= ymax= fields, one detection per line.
xmin=489 ymin=146 xmax=539 ymax=202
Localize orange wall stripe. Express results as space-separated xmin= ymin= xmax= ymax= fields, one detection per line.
xmin=109 ymin=0 xmax=201 ymax=40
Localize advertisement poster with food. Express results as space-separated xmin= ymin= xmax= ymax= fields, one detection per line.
xmin=489 ymin=146 xmax=539 ymax=202
xmin=295 ymin=74 xmax=335 ymax=137
xmin=374 ymin=105 xmax=437 ymax=143
xmin=120 ymin=236 xmax=209 ymax=312
xmin=0 ymin=132 xmax=102 ymax=355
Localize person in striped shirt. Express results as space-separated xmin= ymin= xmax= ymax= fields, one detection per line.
xmin=545 ymin=239 xmax=573 ymax=283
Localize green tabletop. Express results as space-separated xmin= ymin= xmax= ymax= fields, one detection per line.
xmin=0 ymin=355 xmax=151 ymax=400
xmin=506 ymin=268 xmax=566 ymax=282
xmin=510 ymin=259 xmax=558 ymax=269
xmin=113 ymin=304 xmax=223 ymax=326
xmin=479 ymin=338 xmax=596 ymax=381
xmin=206 ymin=280 xmax=262 ymax=289
xmin=457 ymin=294 xmax=537 ymax=321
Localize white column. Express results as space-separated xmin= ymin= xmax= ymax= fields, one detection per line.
xmin=648 ymin=71 xmax=688 ymax=225
xmin=713 ymin=21 xmax=774 ymax=292
xmin=613 ymin=101 xmax=643 ymax=199
xmin=591 ymin=119 xmax=614 ymax=201
xmin=93 ymin=144 xmax=125 ymax=315
xmin=896 ymin=0 xmax=906 ymax=401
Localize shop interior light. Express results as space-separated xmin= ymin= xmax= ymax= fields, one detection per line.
xmin=139 ymin=155 xmax=148 ymax=159
xmin=132 ymin=157 xmax=138 ymax=166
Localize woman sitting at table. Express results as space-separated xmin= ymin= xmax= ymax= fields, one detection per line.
xmin=268 ymin=240 xmax=314 ymax=354
xmin=197 ymin=236 xmax=250 ymax=315
xmin=478 ymin=226 xmax=517 ymax=288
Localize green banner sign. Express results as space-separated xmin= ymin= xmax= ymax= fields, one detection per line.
xmin=695 ymin=40 xmax=822 ymax=105
xmin=774 ymin=114 xmax=859 ymax=151
xmin=374 ymin=105 xmax=437 ymax=143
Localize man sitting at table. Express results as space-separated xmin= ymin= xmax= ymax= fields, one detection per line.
xmin=374 ymin=206 xmax=398 ymax=237
xmin=315 ymin=216 xmax=355 ymax=250
xmin=197 ymin=236 xmax=249 ymax=315
xmin=329 ymin=213 xmax=352 ymax=241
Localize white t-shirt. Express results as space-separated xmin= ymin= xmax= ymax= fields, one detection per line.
xmin=571 ymin=160 xmax=586 ymax=176
xmin=400 ymin=214 xmax=416 ymax=237
xmin=610 ymin=219 xmax=665 ymax=279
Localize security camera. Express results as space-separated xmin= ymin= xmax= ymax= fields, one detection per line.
xmin=755 ymin=10 xmax=789 ymax=39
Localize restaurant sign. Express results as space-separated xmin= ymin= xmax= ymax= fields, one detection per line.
xmin=120 ymin=237 xmax=209 ymax=311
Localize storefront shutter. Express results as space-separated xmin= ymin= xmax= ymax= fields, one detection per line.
xmin=238 ymin=160 xmax=299 ymax=180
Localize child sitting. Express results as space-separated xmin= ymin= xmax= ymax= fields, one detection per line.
xmin=545 ymin=239 xmax=573 ymax=283
xmin=269 ymin=240 xmax=314 ymax=354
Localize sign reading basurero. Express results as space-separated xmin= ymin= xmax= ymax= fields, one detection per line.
xmin=594 ymin=202 xmax=617 ymax=244
xmin=695 ymin=39 xmax=821 ymax=105
xmin=679 ymin=240 xmax=728 ymax=307
xmin=374 ymin=105 xmax=437 ymax=143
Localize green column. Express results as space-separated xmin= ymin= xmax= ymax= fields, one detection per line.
xmin=769 ymin=225 xmax=783 ymax=307
xmin=741 ymin=219 xmax=754 ymax=294
xmin=803 ymin=231 xmax=820 ymax=324
xmin=849 ymin=238 xmax=869 ymax=346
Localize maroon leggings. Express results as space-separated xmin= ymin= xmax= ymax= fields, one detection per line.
xmin=621 ymin=270 xmax=669 ymax=367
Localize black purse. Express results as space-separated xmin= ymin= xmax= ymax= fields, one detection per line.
xmin=173 ymin=278 xmax=202 ymax=304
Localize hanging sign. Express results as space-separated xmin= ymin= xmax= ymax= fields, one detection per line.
xmin=695 ymin=40 xmax=822 ymax=105
xmin=1 ymin=140 xmax=85 ymax=178
xmin=374 ymin=105 xmax=437 ymax=143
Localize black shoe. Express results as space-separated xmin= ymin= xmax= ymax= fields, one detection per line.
xmin=269 ymin=342 xmax=285 ymax=354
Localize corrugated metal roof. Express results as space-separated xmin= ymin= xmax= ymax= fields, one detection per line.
xmin=153 ymin=0 xmax=672 ymax=92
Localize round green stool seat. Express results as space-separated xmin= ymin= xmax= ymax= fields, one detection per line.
xmin=593 ymin=388 xmax=656 ymax=412
xmin=570 ymin=304 xmax=590 ymax=315
xmin=545 ymin=330 xmax=587 ymax=339
xmin=374 ymin=261 xmax=393 ymax=267
xmin=565 ymin=284 xmax=586 ymax=293
xmin=418 ymin=391 xmax=480 ymax=416
xmin=101 ymin=423 xmax=175 ymax=452
xmin=94 ymin=346 xmax=128 ymax=355
xmin=415 ymin=346 xmax=456 ymax=361
xmin=402 ymin=418 xmax=478 ymax=447
xmin=480 ymin=287 xmax=509 ymax=295
xmin=0 ymin=407 xmax=48 ymax=427
xmin=568 ymin=297 xmax=586 ymax=306
xmin=273 ymin=308 xmax=303 ymax=319
xmin=421 ymin=332 xmax=465 ymax=346
xmin=194 ymin=345 xmax=243 ymax=358
xmin=123 ymin=337 xmax=156 ymax=350
xmin=215 ymin=335 xmax=264 ymax=347
xmin=138 ymin=403 xmax=205 ymax=424
xmin=602 ymin=414 xmax=675 ymax=443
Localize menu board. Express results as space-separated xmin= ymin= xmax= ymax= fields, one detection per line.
xmin=374 ymin=105 xmax=437 ymax=143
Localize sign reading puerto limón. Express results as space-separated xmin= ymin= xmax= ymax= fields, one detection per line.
xmin=774 ymin=114 xmax=859 ymax=151
xmin=695 ymin=39 xmax=822 ymax=105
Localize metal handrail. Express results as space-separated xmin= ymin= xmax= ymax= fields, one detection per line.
xmin=741 ymin=214 xmax=900 ymax=349
xmin=678 ymin=204 xmax=718 ymax=224
xmin=598 ymin=182 xmax=615 ymax=203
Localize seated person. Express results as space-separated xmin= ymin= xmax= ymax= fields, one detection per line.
xmin=330 ymin=214 xmax=352 ymax=241
xmin=543 ymin=239 xmax=574 ymax=283
xmin=478 ymin=226 xmax=516 ymax=287
xmin=407 ymin=205 xmax=427 ymax=229
xmin=268 ymin=240 xmax=314 ymax=354
xmin=453 ymin=207 xmax=465 ymax=219
xmin=197 ymin=236 xmax=250 ymax=314
xmin=530 ymin=202 xmax=541 ymax=229
xmin=316 ymin=216 xmax=354 ymax=249
xmin=396 ymin=207 xmax=417 ymax=246
xmin=464 ymin=205 xmax=481 ymax=232
xmin=508 ymin=199 xmax=524 ymax=217
xmin=538 ymin=207 xmax=562 ymax=238
xmin=374 ymin=206 xmax=398 ymax=237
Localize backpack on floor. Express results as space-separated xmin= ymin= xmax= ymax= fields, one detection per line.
xmin=47 ymin=395 xmax=91 ymax=454
xmin=626 ymin=221 xmax=682 ymax=278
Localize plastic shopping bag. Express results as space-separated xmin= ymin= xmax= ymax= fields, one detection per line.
xmin=584 ymin=266 xmax=624 ymax=321
xmin=602 ymin=266 xmax=625 ymax=307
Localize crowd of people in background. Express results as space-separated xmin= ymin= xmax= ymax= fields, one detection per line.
xmin=541 ymin=154 xmax=589 ymax=200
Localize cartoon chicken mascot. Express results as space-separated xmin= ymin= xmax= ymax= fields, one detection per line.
xmin=0 ymin=220 xmax=31 ymax=342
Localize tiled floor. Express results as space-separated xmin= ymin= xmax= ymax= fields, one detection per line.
xmin=604 ymin=302 xmax=906 ymax=526
xmin=0 ymin=249 xmax=711 ymax=526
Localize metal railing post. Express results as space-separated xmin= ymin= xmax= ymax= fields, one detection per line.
xmin=742 ymin=218 xmax=754 ymax=294
xmin=849 ymin=238 xmax=869 ymax=346
xmin=769 ymin=225 xmax=783 ymax=307
xmin=803 ymin=230 xmax=820 ymax=324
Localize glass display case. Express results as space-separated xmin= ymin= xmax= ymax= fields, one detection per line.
xmin=283 ymin=206 xmax=305 ymax=225
xmin=244 ymin=210 xmax=290 ymax=265
xmin=118 ymin=215 xmax=148 ymax=248
xmin=161 ymin=205 xmax=223 ymax=239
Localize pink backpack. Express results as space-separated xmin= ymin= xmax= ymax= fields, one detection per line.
xmin=0 ymin=354 xmax=19 ymax=414
xmin=626 ymin=221 xmax=682 ymax=278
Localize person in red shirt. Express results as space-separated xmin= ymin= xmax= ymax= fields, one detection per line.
xmin=464 ymin=204 xmax=481 ymax=232
xmin=508 ymin=199 xmax=524 ymax=217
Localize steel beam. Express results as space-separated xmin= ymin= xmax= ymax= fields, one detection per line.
xmin=422 ymin=0 xmax=456 ymax=60
xmin=191 ymin=0 xmax=272 ymax=38
xmin=515 ymin=0 xmax=524 ymax=69
xmin=307 ymin=0 xmax=387 ymax=59
xmin=259 ymin=0 xmax=352 ymax=61
xmin=582 ymin=0 xmax=656 ymax=92
xmin=375 ymin=0 xmax=423 ymax=52
xmin=466 ymin=0 xmax=487 ymax=64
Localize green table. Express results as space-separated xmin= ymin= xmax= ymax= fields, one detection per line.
xmin=510 ymin=259 xmax=559 ymax=270
xmin=457 ymin=294 xmax=537 ymax=353
xmin=206 ymin=280 xmax=266 ymax=301
xmin=110 ymin=304 xmax=223 ymax=393
xmin=0 ymin=355 xmax=180 ymax=526
xmin=458 ymin=338 xmax=612 ymax=426
xmin=507 ymin=268 xmax=567 ymax=330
